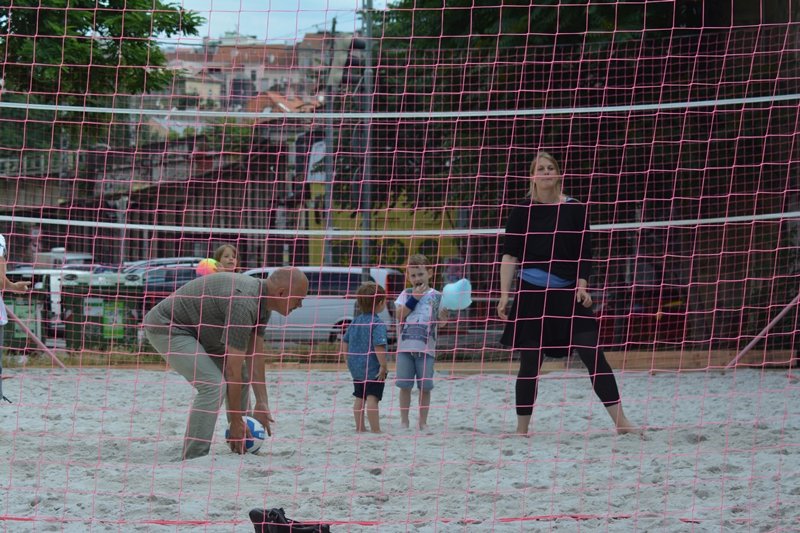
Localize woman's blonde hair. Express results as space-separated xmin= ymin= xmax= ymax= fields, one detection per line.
xmin=528 ymin=151 xmax=563 ymax=201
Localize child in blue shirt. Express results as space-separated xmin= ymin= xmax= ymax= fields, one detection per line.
xmin=342 ymin=282 xmax=389 ymax=433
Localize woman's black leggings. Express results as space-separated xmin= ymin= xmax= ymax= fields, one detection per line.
xmin=515 ymin=345 xmax=621 ymax=416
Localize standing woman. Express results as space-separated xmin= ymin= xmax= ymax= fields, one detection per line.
xmin=497 ymin=152 xmax=639 ymax=436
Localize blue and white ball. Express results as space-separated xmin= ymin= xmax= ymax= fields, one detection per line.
xmin=225 ymin=416 xmax=266 ymax=454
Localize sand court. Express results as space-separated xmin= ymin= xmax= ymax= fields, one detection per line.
xmin=0 ymin=366 xmax=797 ymax=532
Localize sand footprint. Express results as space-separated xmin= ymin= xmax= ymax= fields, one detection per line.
xmin=685 ymin=432 xmax=708 ymax=444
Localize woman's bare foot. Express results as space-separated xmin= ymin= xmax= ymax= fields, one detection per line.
xmin=606 ymin=404 xmax=645 ymax=437
xmin=515 ymin=414 xmax=532 ymax=436
xmin=616 ymin=424 xmax=646 ymax=437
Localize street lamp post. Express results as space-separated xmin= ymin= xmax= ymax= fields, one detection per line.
xmin=323 ymin=18 xmax=338 ymax=266
xmin=360 ymin=0 xmax=374 ymax=282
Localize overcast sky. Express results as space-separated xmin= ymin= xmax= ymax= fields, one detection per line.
xmin=177 ymin=0 xmax=389 ymax=44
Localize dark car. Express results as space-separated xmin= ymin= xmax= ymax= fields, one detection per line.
xmin=140 ymin=266 xmax=199 ymax=312
xmin=123 ymin=257 xmax=203 ymax=273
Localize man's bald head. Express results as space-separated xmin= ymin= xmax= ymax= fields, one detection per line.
xmin=265 ymin=267 xmax=309 ymax=316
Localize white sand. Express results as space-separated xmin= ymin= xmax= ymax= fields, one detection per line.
xmin=0 ymin=366 xmax=798 ymax=532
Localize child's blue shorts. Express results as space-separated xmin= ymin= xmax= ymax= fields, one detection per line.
xmin=395 ymin=352 xmax=435 ymax=391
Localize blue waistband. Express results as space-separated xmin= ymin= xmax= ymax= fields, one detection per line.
xmin=520 ymin=268 xmax=573 ymax=288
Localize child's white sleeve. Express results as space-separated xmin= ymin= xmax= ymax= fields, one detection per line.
xmin=395 ymin=290 xmax=408 ymax=308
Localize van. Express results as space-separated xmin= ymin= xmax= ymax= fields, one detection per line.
xmin=242 ymin=266 xmax=405 ymax=343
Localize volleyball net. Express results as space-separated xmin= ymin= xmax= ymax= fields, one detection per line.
xmin=0 ymin=2 xmax=798 ymax=530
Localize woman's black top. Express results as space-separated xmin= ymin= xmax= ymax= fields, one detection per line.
xmin=502 ymin=198 xmax=593 ymax=283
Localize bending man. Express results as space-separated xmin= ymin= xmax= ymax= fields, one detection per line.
xmin=144 ymin=268 xmax=308 ymax=460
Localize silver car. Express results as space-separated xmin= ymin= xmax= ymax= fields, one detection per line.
xmin=243 ymin=266 xmax=404 ymax=343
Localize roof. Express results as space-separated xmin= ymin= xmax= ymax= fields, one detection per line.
xmin=297 ymin=32 xmax=330 ymax=52
xmin=212 ymin=45 xmax=297 ymax=68
xmin=244 ymin=92 xmax=319 ymax=114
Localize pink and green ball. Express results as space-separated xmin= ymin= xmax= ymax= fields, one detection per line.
xmin=197 ymin=258 xmax=219 ymax=276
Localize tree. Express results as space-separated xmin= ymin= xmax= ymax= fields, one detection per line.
xmin=375 ymin=0 xmax=659 ymax=50
xmin=0 ymin=0 xmax=203 ymax=102
xmin=359 ymin=0 xmax=706 ymax=216
xmin=0 ymin=1 xmax=202 ymax=154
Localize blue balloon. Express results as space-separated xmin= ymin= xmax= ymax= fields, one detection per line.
xmin=441 ymin=278 xmax=473 ymax=310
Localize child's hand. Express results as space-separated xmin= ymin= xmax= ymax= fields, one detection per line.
xmin=9 ymin=280 xmax=30 ymax=293
xmin=411 ymin=283 xmax=429 ymax=299
xmin=378 ymin=365 xmax=388 ymax=381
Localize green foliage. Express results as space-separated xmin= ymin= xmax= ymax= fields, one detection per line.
xmin=0 ymin=1 xmax=202 ymax=152
xmin=376 ymin=0 xmax=655 ymax=50
xmin=358 ymin=1 xmax=707 ymax=216
xmin=0 ymin=0 xmax=203 ymax=101
xmin=0 ymin=94 xmax=58 ymax=153
xmin=203 ymin=123 xmax=258 ymax=154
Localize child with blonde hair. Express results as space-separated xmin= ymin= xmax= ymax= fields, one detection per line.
xmin=213 ymin=244 xmax=238 ymax=273
xmin=394 ymin=254 xmax=450 ymax=430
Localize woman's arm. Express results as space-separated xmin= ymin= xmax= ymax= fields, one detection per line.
xmin=497 ymin=254 xmax=519 ymax=320
xmin=576 ymin=203 xmax=594 ymax=308
xmin=576 ymin=278 xmax=593 ymax=308
xmin=577 ymin=203 xmax=594 ymax=284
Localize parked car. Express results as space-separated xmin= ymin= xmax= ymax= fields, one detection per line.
xmin=122 ymin=256 xmax=204 ymax=273
xmin=243 ymin=266 xmax=405 ymax=343
xmin=57 ymin=264 xmax=119 ymax=274
xmin=140 ymin=265 xmax=200 ymax=313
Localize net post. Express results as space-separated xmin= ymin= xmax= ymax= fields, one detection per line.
xmin=724 ymin=290 xmax=800 ymax=370
xmin=6 ymin=307 xmax=67 ymax=369
xmin=360 ymin=0 xmax=374 ymax=280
